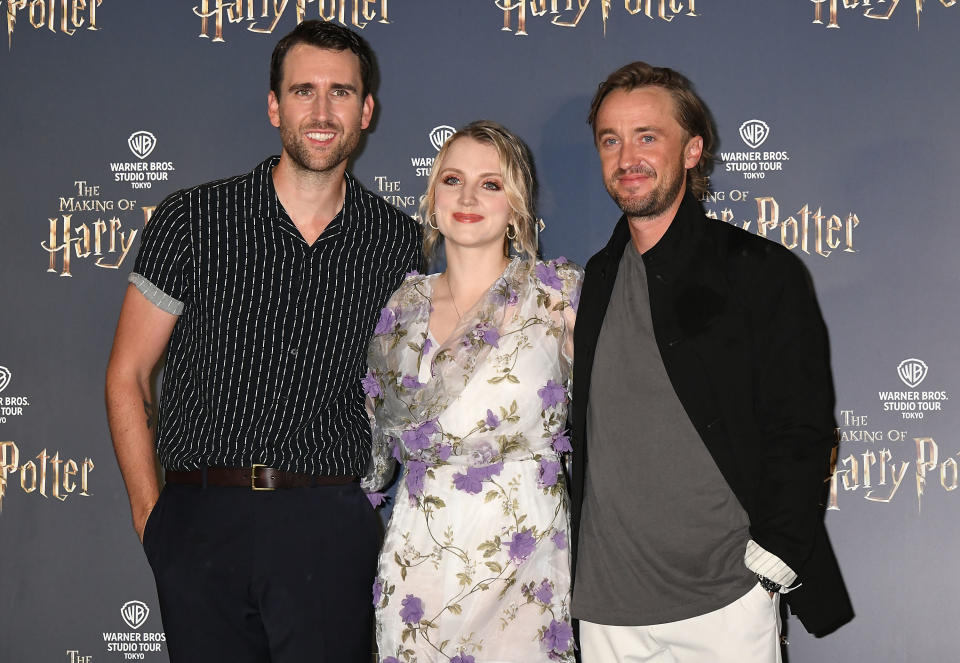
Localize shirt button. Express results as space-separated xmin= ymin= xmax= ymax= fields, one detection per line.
xmin=290 ymin=348 xmax=299 ymax=356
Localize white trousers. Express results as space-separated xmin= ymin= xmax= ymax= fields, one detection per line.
xmin=580 ymin=583 xmax=782 ymax=663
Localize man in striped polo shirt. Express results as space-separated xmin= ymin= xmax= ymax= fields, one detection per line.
xmin=105 ymin=21 xmax=420 ymax=662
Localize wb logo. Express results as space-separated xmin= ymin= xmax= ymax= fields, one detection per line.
xmin=897 ymin=358 xmax=928 ymax=389
xmin=128 ymin=131 xmax=157 ymax=160
xmin=121 ymin=600 xmax=150 ymax=630
xmin=0 ymin=366 xmax=10 ymax=394
xmin=429 ymin=125 xmax=455 ymax=152
xmin=739 ymin=120 xmax=770 ymax=149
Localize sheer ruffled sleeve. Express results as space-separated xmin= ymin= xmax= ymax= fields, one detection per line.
xmin=361 ymin=391 xmax=396 ymax=492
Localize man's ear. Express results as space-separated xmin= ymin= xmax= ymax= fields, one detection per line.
xmin=268 ymin=91 xmax=280 ymax=129
xmin=684 ymin=135 xmax=703 ymax=169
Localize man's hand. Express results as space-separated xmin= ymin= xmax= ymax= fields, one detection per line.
xmin=134 ymin=500 xmax=157 ymax=543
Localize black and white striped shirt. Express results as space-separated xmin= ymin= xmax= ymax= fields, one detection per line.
xmin=130 ymin=156 xmax=421 ymax=475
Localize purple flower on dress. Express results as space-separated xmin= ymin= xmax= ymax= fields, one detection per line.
xmin=551 ymin=432 xmax=572 ymax=453
xmin=541 ymin=619 xmax=573 ymax=654
xmin=361 ymin=370 xmax=381 ymax=398
xmin=479 ymin=324 xmax=500 ymax=348
xmin=453 ymin=462 xmax=503 ymax=494
xmin=390 ymin=439 xmax=403 ymax=462
xmin=374 ymin=307 xmax=396 ymax=334
xmin=421 ymin=337 xmax=433 ymax=355
xmin=508 ymin=529 xmax=536 ymax=564
xmin=452 ymin=470 xmax=484 ymax=494
xmin=538 ymin=459 xmax=562 ymax=488
xmin=401 ymin=374 xmax=425 ymax=390
xmin=405 ymin=269 xmax=420 ymax=278
xmin=405 ymin=460 xmax=427 ymax=499
xmin=437 ymin=444 xmax=452 ymax=461
xmin=534 ymin=579 xmax=553 ymax=604
xmin=485 ymin=409 xmax=500 ymax=429
xmin=555 ymin=256 xmax=568 ymax=265
xmin=372 ymin=577 xmax=383 ymax=605
xmin=477 ymin=461 xmax=503 ymax=480
xmin=538 ymin=380 xmax=567 ymax=410
xmin=401 ymin=419 xmax=439 ymax=452
xmin=451 ymin=652 xmax=475 ymax=663
xmin=551 ymin=530 xmax=567 ymax=550
xmin=535 ymin=262 xmax=564 ymax=291
xmin=399 ymin=594 xmax=424 ymax=624
xmin=366 ymin=492 xmax=387 ymax=508
xmin=382 ymin=658 xmax=399 ymax=663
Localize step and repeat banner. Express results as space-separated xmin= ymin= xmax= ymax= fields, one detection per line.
xmin=2 ymin=1 xmax=957 ymax=661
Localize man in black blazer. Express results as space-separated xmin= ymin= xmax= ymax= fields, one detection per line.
xmin=569 ymin=62 xmax=853 ymax=662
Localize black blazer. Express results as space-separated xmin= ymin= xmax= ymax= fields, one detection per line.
xmin=570 ymin=192 xmax=853 ymax=636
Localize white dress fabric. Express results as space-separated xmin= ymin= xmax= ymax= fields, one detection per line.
xmin=363 ymin=257 xmax=582 ymax=663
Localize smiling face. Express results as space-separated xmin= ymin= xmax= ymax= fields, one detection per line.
xmin=433 ymin=137 xmax=512 ymax=255
xmin=267 ymin=43 xmax=374 ymax=176
xmin=594 ymin=86 xmax=702 ymax=221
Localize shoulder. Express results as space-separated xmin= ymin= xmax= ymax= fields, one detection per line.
xmin=531 ymin=258 xmax=583 ymax=309
xmin=533 ymin=257 xmax=583 ymax=285
xmin=701 ymin=216 xmax=806 ymax=277
xmin=388 ymin=271 xmax=432 ymax=307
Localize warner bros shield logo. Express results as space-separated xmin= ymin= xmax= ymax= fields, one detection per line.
xmin=429 ymin=125 xmax=455 ymax=151
xmin=898 ymin=358 xmax=928 ymax=389
xmin=0 ymin=366 xmax=11 ymax=393
xmin=121 ymin=600 xmax=150 ymax=630
xmin=128 ymin=131 xmax=157 ymax=160
xmin=739 ymin=120 xmax=770 ymax=149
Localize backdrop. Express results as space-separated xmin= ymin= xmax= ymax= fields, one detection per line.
xmin=2 ymin=2 xmax=957 ymax=661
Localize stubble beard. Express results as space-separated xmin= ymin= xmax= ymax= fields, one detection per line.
xmin=280 ymin=120 xmax=361 ymax=176
xmin=607 ymin=157 xmax=687 ymax=221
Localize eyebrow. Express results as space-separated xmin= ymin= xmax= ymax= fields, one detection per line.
xmin=287 ymin=82 xmax=358 ymax=93
xmin=440 ymin=167 xmax=502 ymax=178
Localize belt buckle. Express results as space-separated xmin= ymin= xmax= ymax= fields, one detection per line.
xmin=250 ymin=464 xmax=275 ymax=491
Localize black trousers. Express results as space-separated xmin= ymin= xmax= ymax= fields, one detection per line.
xmin=142 ymin=481 xmax=380 ymax=663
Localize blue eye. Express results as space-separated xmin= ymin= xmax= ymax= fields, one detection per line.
xmin=482 ymin=180 xmax=502 ymax=191
xmin=442 ymin=175 xmax=461 ymax=186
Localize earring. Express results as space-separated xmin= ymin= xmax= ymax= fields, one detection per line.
xmin=506 ymin=224 xmax=517 ymax=240
xmin=427 ymin=213 xmax=439 ymax=231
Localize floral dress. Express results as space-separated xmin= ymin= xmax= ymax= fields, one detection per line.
xmin=362 ymin=257 xmax=582 ymax=663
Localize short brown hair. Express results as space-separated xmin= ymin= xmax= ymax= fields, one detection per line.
xmin=419 ymin=120 xmax=539 ymax=260
xmin=588 ymin=61 xmax=715 ymax=198
xmin=270 ymin=20 xmax=376 ymax=98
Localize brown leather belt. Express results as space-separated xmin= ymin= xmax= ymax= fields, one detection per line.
xmin=165 ymin=465 xmax=358 ymax=490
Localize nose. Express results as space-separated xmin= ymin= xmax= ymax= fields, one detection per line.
xmin=310 ymin=94 xmax=332 ymax=122
xmin=617 ymin=140 xmax=641 ymax=172
xmin=458 ymin=182 xmax=477 ymax=207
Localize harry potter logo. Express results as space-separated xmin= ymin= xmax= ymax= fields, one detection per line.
xmin=194 ymin=0 xmax=391 ymax=43
xmin=812 ymin=0 xmax=956 ymax=29
xmin=0 ymin=441 xmax=94 ymax=511
xmin=5 ymin=0 xmax=102 ymax=50
xmin=498 ymin=0 xmax=699 ymax=36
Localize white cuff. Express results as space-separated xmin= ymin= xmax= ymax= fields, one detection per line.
xmin=745 ymin=539 xmax=798 ymax=590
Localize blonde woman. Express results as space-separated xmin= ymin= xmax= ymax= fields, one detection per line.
xmin=363 ymin=121 xmax=581 ymax=662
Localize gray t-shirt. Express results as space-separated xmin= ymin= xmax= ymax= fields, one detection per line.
xmin=571 ymin=243 xmax=755 ymax=625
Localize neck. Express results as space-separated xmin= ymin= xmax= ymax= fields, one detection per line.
xmin=627 ymin=186 xmax=686 ymax=255
xmin=271 ymin=152 xmax=348 ymax=228
xmin=444 ymin=244 xmax=511 ymax=303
